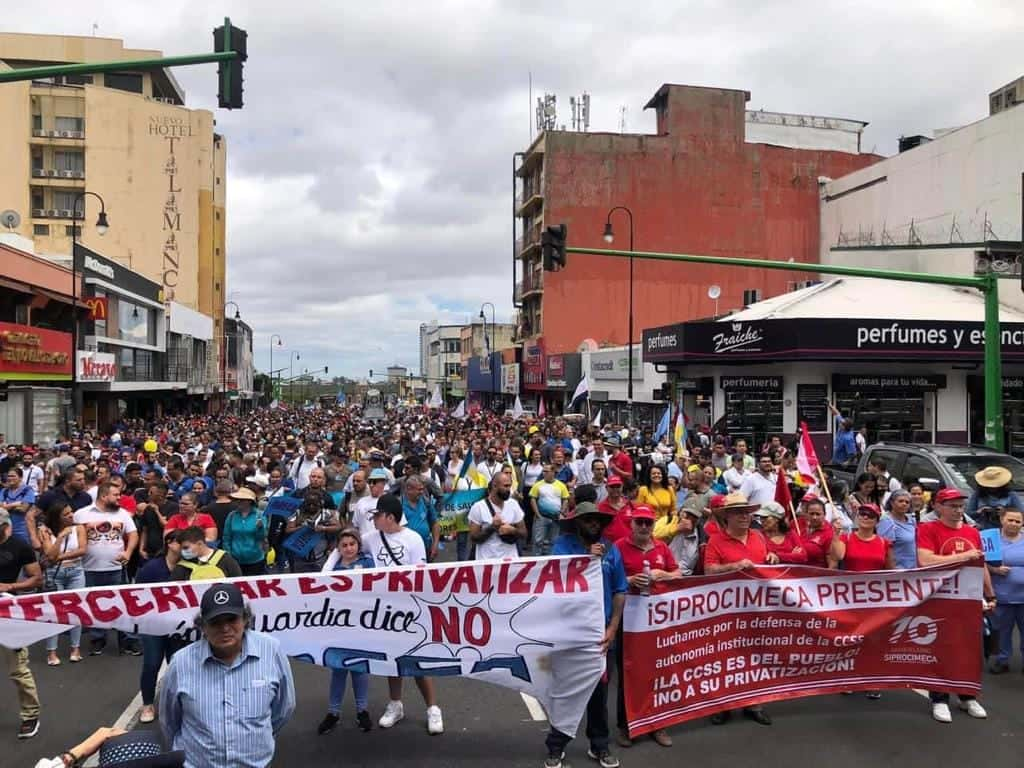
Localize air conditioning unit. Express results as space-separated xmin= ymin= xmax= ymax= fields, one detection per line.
xmin=46 ymin=169 xmax=58 ymax=177
xmin=32 ymin=208 xmax=46 ymax=217
xmin=61 ymin=170 xmax=75 ymax=178
xmin=45 ymin=209 xmax=58 ymax=217
xmin=59 ymin=130 xmax=72 ymax=138
xmin=32 ymin=129 xmax=46 ymax=138
xmin=59 ymin=209 xmax=73 ymax=218
xmin=70 ymin=131 xmax=84 ymax=139
xmin=48 ymin=130 xmax=60 ymax=137
xmin=32 ymin=168 xmax=45 ymax=177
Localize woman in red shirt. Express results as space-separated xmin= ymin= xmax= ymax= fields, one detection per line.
xmin=798 ymin=497 xmax=834 ymax=568
xmin=828 ymin=502 xmax=893 ymax=701
xmin=756 ymin=502 xmax=807 ymax=564
xmin=163 ymin=493 xmax=218 ymax=542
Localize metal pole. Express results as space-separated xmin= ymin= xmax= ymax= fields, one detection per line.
xmin=568 ymin=245 xmax=1001 ymax=448
xmin=0 ymin=51 xmax=237 ymax=83
xmin=983 ymin=274 xmax=1005 ymax=450
xmin=627 ymin=214 xmax=634 ymax=428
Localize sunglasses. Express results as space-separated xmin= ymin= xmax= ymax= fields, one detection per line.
xmin=632 ymin=518 xmax=654 ymax=527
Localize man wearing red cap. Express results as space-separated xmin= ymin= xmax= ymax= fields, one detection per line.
xmin=703 ymin=492 xmax=779 ymax=726
xmin=917 ymin=487 xmax=996 ymax=723
xmin=614 ymin=504 xmax=680 ymax=747
xmin=598 ymin=476 xmax=633 ymax=544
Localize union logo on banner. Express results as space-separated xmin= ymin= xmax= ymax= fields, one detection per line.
xmin=84 ymin=296 xmax=108 ymax=321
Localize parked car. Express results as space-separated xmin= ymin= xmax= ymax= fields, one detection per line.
xmin=827 ymin=442 xmax=1024 ymax=497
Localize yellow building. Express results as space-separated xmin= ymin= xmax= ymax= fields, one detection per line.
xmin=0 ymin=32 xmax=226 ymax=341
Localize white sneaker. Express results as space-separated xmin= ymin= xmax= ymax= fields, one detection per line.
xmin=932 ymin=702 xmax=952 ymax=723
xmin=379 ymin=700 xmax=404 ymax=728
xmin=959 ymin=699 xmax=987 ymax=719
xmin=426 ymin=705 xmax=444 ymax=735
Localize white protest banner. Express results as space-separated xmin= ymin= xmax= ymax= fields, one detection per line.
xmin=0 ymin=556 xmax=606 ymax=736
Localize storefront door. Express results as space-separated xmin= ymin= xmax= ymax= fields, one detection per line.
xmin=967 ymin=376 xmax=1024 ymax=456
xmin=832 ymin=374 xmax=942 ymax=445
xmin=720 ymin=376 xmax=783 ymax=452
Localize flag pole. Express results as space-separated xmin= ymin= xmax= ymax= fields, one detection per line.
xmin=788 ymin=499 xmax=803 ymax=537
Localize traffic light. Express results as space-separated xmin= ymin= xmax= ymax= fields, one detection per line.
xmin=323 ymin=366 xmax=329 ymax=374
xmin=214 ymin=18 xmax=247 ymax=109
xmin=542 ymin=224 xmax=568 ymax=271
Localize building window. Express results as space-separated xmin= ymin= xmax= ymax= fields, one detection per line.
xmin=32 ymin=114 xmax=42 ymax=131
xmin=742 ymin=289 xmax=761 ymax=306
xmin=54 ymin=151 xmax=84 ymax=173
xmin=104 ymin=72 xmax=143 ymax=94
xmin=31 ymin=190 xmax=44 ymax=210
xmin=65 ymin=225 xmax=81 ymax=237
xmin=92 ymin=289 xmax=107 ymax=338
xmin=33 ymin=224 xmax=49 ymax=236
xmin=443 ymin=339 xmax=460 ymax=354
xmin=64 ymin=74 xmax=93 ymax=85
xmin=53 ymin=190 xmax=78 ymax=212
xmin=54 ymin=116 xmax=84 ymax=133
xmin=31 ymin=151 xmax=43 ymax=171
xmin=117 ymin=300 xmax=155 ymax=345
xmin=445 ymin=362 xmax=462 ymax=378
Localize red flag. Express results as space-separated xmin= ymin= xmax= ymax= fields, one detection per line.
xmin=796 ymin=421 xmax=821 ymax=485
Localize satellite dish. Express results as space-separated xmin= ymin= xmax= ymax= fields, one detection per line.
xmin=707 ymin=285 xmax=721 ymax=300
xmin=577 ymin=338 xmax=599 ymax=353
xmin=0 ymin=210 xmax=20 ymax=230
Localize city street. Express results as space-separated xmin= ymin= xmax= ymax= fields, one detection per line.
xmin=8 ymin=642 xmax=1023 ymax=767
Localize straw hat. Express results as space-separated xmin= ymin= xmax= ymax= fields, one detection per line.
xmin=975 ymin=466 xmax=1012 ymax=489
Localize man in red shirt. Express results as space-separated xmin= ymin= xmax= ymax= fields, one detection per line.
xmin=917 ymin=487 xmax=996 ymax=724
xmin=599 ymin=476 xmax=633 ymax=544
xmin=703 ymin=492 xmax=779 ymax=726
xmin=613 ymin=505 xmax=680 ymax=749
xmin=606 ymin=437 xmax=634 ymax=483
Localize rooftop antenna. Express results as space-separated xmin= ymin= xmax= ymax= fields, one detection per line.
xmin=92 ymin=23 xmax=99 ymax=36
xmin=619 ymin=105 xmax=627 ymax=133
xmin=536 ymin=93 xmax=557 ymax=132
xmin=570 ymin=92 xmax=591 ymax=131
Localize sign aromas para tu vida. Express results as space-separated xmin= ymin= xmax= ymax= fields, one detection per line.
xmin=621 ymin=564 xmax=982 ymax=735
xmin=0 ymin=556 xmax=606 ymax=738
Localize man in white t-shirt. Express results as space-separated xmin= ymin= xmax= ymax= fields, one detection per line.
xmin=365 ymin=494 xmax=444 ymax=736
xmin=351 ymin=468 xmax=390 ymax=538
xmin=739 ymin=454 xmax=778 ymax=506
xmin=288 ymin=441 xmax=325 ymax=490
xmin=73 ymin=480 xmax=140 ymax=656
xmin=468 ymin=471 xmax=527 ymax=560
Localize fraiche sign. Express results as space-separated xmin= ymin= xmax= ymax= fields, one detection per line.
xmin=623 ymin=564 xmax=982 ymax=735
xmin=77 ymin=351 xmax=117 ymax=382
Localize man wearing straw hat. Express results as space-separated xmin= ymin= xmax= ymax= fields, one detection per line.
xmin=967 ymin=465 xmax=1023 ymax=530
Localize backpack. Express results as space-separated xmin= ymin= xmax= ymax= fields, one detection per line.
xmin=179 ymin=549 xmax=228 ymax=581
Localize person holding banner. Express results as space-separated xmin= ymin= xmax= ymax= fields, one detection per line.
xmin=549 ymin=501 xmax=627 ymax=768
xmin=755 ymin=501 xmax=807 ymax=564
xmin=917 ymin=487 xmax=995 ymax=722
xmin=703 ymin=492 xmax=777 ymax=726
xmin=986 ymin=508 xmax=1024 ymax=674
xmin=797 ymin=496 xmax=834 ymax=569
xmin=878 ymin=489 xmax=918 ymax=570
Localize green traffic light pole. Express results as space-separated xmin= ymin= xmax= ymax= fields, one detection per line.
xmin=566 ymin=246 xmax=1005 ymax=451
xmin=0 ymin=51 xmax=237 ymax=84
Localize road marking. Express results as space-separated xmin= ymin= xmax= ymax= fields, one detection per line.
xmin=520 ymin=692 xmax=547 ymax=721
xmin=83 ymin=661 xmax=167 ymax=767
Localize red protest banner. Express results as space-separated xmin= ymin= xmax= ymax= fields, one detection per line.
xmin=622 ymin=564 xmax=982 ymax=735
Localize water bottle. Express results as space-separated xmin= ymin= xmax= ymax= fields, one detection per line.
xmin=641 ymin=563 xmax=652 ymax=596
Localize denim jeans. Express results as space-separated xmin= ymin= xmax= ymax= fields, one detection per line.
xmin=85 ymin=569 xmax=130 ymax=646
xmin=456 ymin=531 xmax=471 ymax=561
xmin=328 ymin=667 xmax=370 ymax=715
xmin=993 ymin=602 xmax=1024 ymax=663
xmin=532 ymin=516 xmax=559 ymax=556
xmin=45 ymin=564 xmax=85 ymax=652
xmin=140 ymin=634 xmax=182 ymax=705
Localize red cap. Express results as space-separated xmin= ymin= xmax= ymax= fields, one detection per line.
xmin=934 ymin=488 xmax=967 ymax=503
xmin=630 ymin=504 xmax=657 ymax=521
xmin=709 ymin=494 xmax=727 ymax=510
xmin=607 ymin=475 xmax=623 ymax=487
xmin=800 ymin=492 xmax=819 ymax=504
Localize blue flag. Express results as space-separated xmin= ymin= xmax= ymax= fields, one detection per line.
xmin=653 ymin=406 xmax=671 ymax=442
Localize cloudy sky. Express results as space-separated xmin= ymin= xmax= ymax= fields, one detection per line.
xmin=5 ymin=0 xmax=1021 ymax=379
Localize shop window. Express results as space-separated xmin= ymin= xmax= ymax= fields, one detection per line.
xmin=835 ymin=390 xmax=925 ymax=445
xmin=724 ymin=390 xmax=783 ymax=451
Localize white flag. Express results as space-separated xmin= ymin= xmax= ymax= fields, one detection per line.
xmin=512 ymin=395 xmax=524 ymax=419
xmin=428 ymin=385 xmax=443 ymax=409
xmin=591 ymin=409 xmax=603 ymax=428
xmin=570 ymin=375 xmax=590 ymax=411
xmin=451 ymin=399 xmax=467 ymax=419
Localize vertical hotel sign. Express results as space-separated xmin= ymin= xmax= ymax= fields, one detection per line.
xmin=149 ymin=116 xmax=193 ymax=299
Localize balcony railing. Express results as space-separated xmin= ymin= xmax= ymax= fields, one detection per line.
xmin=522 ymin=267 xmax=544 ymax=295
xmin=515 ymin=221 xmax=543 ymax=258
xmin=31 ymin=128 xmax=86 ymax=140
xmin=513 ymin=281 xmax=523 ymax=304
xmin=32 ymin=168 xmax=85 ymax=179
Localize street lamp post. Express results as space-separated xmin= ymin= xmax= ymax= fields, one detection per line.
xmin=289 ymin=351 xmax=301 ymax=403
xmin=70 ymin=191 xmax=109 ymax=427
xmin=223 ymin=301 xmax=241 ymax=414
xmin=603 ymin=206 xmax=635 ymax=427
xmin=479 ymin=302 xmax=497 ymax=411
xmin=269 ymin=334 xmax=283 ymax=401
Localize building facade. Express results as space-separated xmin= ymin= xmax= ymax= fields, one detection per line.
xmin=513 ymin=83 xmax=882 ymax=368
xmin=419 ymin=322 xmax=464 ymax=402
xmin=0 ymin=32 xmax=228 ymax=373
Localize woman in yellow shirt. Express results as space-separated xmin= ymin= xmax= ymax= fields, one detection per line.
xmin=637 ymin=465 xmax=677 ymax=518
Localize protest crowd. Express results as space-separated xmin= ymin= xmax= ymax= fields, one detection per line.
xmin=0 ymin=399 xmax=1013 ymax=768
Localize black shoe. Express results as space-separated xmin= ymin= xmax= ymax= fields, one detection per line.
xmin=989 ymin=660 xmax=1010 ymax=674
xmin=710 ymin=711 xmax=731 ymax=725
xmin=317 ymin=713 xmax=340 ymax=735
xmin=89 ymin=638 xmax=106 ymax=656
xmin=120 ymin=642 xmax=142 ymax=657
xmin=356 ymin=710 xmax=373 ymax=732
xmin=744 ymin=707 xmax=772 ymax=726
xmin=18 ymin=718 xmax=39 ymax=739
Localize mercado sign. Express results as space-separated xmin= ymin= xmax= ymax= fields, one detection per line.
xmin=0 ymin=322 xmax=72 ymax=380
xmin=76 ymin=351 xmax=117 ymax=383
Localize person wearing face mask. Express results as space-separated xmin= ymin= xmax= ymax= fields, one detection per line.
xmin=74 ymin=480 xmax=141 ymax=657
xmin=170 ymin=526 xmax=243 ymax=581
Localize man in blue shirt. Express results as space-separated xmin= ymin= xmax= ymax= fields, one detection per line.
xmin=967 ymin=465 xmax=1024 ymax=528
xmin=548 ymin=499 xmax=627 ymax=768
xmin=828 ymin=403 xmax=858 ymax=465
xmin=400 ymin=475 xmax=440 ymax=560
xmin=160 ymin=582 xmax=295 ymax=768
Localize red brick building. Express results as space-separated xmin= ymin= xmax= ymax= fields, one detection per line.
xmin=514 ymin=84 xmax=883 ymax=376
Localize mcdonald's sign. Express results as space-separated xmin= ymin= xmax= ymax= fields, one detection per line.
xmin=84 ymin=296 xmax=108 ymax=321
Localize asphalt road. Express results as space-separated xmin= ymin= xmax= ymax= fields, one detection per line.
xmin=7 ymin=642 xmax=1023 ymax=768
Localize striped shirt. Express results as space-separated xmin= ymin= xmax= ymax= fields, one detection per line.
xmin=159 ymin=630 xmax=296 ymax=768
